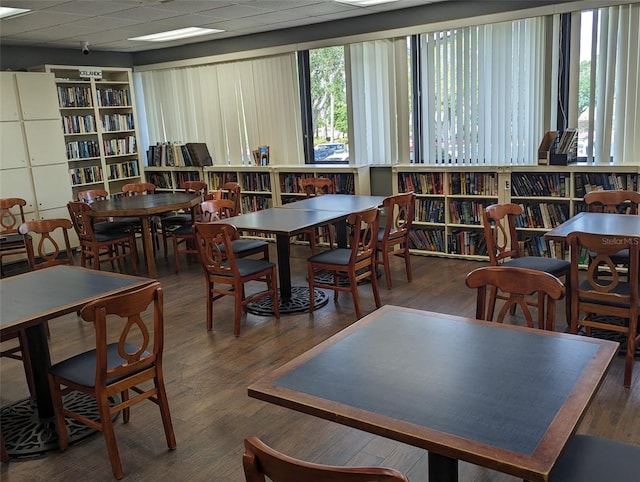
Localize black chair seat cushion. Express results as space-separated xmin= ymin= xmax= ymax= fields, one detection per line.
xmin=95 ymin=231 xmax=134 ymax=243
xmin=308 ymin=248 xmax=351 ymax=266
xmin=501 ymin=256 xmax=570 ymax=276
xmin=172 ymin=224 xmax=194 ymax=236
xmin=222 ymin=239 xmax=269 ymax=255
xmin=578 ymin=279 xmax=635 ymax=309
xmin=549 ymin=434 xmax=640 ymax=482
xmin=93 ymin=221 xmax=134 ymax=234
xmin=49 ymin=343 xmax=151 ymax=388
xmin=162 ymin=213 xmax=191 ymax=225
xmin=213 ymin=258 xmax=275 ymax=278
xmin=0 ymin=233 xmax=28 ymax=248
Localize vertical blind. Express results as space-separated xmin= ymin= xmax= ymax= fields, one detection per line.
xmin=135 ymin=53 xmax=303 ymax=165
xmin=575 ymin=3 xmax=639 ymax=164
xmin=347 ymin=38 xmax=407 ymax=165
xmin=418 ymin=17 xmax=546 ymax=165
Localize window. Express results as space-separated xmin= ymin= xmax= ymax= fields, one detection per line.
xmin=415 ymin=17 xmax=547 ymax=165
xmin=571 ymin=4 xmax=639 ymax=164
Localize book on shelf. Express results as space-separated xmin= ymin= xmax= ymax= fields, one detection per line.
xmin=186 ymin=142 xmax=213 ymax=167
xmin=538 ymin=129 xmax=578 ymax=165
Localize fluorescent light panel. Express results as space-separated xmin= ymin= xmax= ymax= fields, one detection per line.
xmin=336 ymin=0 xmax=400 ymax=6
xmin=129 ymin=27 xmax=223 ymax=42
xmin=0 ymin=7 xmax=30 ymax=19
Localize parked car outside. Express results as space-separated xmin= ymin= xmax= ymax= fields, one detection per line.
xmin=314 ymin=142 xmax=347 ymax=161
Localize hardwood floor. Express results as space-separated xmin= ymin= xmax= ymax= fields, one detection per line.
xmin=1 ymin=243 xmax=638 ymax=481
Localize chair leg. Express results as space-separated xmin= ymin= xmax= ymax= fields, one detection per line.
xmin=48 ymin=376 xmax=69 ymax=451
xmin=233 ymin=283 xmax=243 ymax=337
xmin=1 ymin=431 xmax=9 ymax=463
xmin=172 ymin=236 xmax=180 ymax=274
xmin=154 ymin=368 xmax=177 ymax=450
xmin=121 ymin=389 xmax=130 ymax=423
xmin=383 ymin=250 xmax=392 ymax=289
xmin=308 ymin=264 xmax=316 ymax=313
xmin=403 ymin=248 xmax=413 ymax=282
xmin=349 ymin=271 xmax=362 ymax=319
xmin=371 ymin=266 xmax=381 ymax=309
xmin=97 ymin=392 xmax=124 ymax=480
xmin=17 ymin=330 xmax=36 ymax=397
xmin=206 ymin=281 xmax=213 ymax=331
xmin=487 ymin=285 xmax=498 ymax=320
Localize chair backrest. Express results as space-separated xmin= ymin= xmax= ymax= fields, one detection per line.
xmin=18 ymin=218 xmax=74 ymax=270
xmin=348 ymin=207 xmax=380 ymax=268
xmin=67 ymin=201 xmax=97 ymax=242
xmin=482 ymin=203 xmax=523 ymax=264
xmin=465 ymin=266 xmax=565 ymax=330
xmin=180 ymin=180 xmax=208 ymax=196
xmin=200 ymin=199 xmax=235 ymax=222
xmin=568 ymin=231 xmax=639 ymax=318
xmin=302 ymin=177 xmax=335 ymax=197
xmin=242 ymin=436 xmax=409 ymax=482
xmin=77 ymin=189 xmax=109 ymax=203
xmin=220 ymin=181 xmax=241 ymax=216
xmin=194 ymin=222 xmax=239 ymax=275
xmin=381 ymin=192 xmax=415 ymax=241
xmin=583 ymin=190 xmax=640 ymax=214
xmin=79 ymin=282 xmax=163 ymax=386
xmin=122 ymin=182 xmax=156 ymax=196
xmin=1 ymin=198 xmax=27 ymax=234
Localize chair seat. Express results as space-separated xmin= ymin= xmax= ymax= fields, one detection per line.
xmin=0 ymin=232 xmax=27 ymax=248
xmin=501 ymin=256 xmax=570 ymax=276
xmin=549 ymin=434 xmax=640 ymax=482
xmin=578 ymin=279 xmax=636 ymax=308
xmin=93 ymin=221 xmax=134 ymax=234
xmin=162 ymin=213 xmax=192 ymax=225
xmin=308 ymin=247 xmax=351 ymax=266
xmin=95 ymin=230 xmax=135 ymax=242
xmin=49 ymin=343 xmax=151 ymax=388
xmin=214 ymin=258 xmax=276 ymax=278
xmin=223 ymin=239 xmax=270 ymax=255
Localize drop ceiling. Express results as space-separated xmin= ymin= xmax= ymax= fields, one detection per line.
xmin=0 ymin=0 xmax=449 ymax=52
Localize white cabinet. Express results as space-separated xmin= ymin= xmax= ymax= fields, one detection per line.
xmin=15 ymin=73 xmax=61 ymax=120
xmin=0 ymin=121 xmax=28 ymax=169
xmin=0 ymin=168 xmax=36 ymax=213
xmin=23 ymin=119 xmax=67 ymax=166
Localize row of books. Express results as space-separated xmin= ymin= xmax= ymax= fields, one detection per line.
xmin=448 ymin=230 xmax=487 ymax=256
xmin=209 ymin=173 xmax=238 ymax=189
xmin=408 ymin=228 xmax=445 ymax=252
xmin=398 ymin=172 xmax=444 ymax=195
xmin=146 ymin=142 xmax=213 ymax=167
xmin=107 ymin=161 xmax=139 ymax=180
xmin=449 ymin=172 xmax=497 ymax=196
xmin=242 ymin=173 xmax=271 ymax=192
xmin=514 ymin=202 xmax=569 ymax=229
xmin=241 ymin=195 xmax=272 ymax=213
xmin=66 ymin=140 xmax=100 ymax=159
xmin=511 ymin=173 xmax=568 ymax=197
xmin=551 ymin=129 xmax=578 ymax=155
xmin=70 ymin=166 xmax=103 ymax=186
xmin=251 ymin=146 xmax=270 ymax=166
xmin=57 ymin=85 xmax=92 ymax=108
xmin=101 ymin=113 xmax=134 ymax=132
xmin=96 ymin=87 xmax=131 ymax=107
xmin=146 ymin=172 xmax=173 ymax=189
xmin=574 ymin=173 xmax=638 ymax=198
xmin=415 ymin=199 xmax=445 ymax=223
xmin=62 ymin=115 xmax=96 ymax=135
xmin=278 ymin=174 xmax=355 ymax=195
xmin=103 ymin=136 xmax=136 ymax=157
xmin=449 ymin=200 xmax=488 ymax=225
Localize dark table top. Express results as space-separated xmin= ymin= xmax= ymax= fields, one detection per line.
xmin=0 ymin=265 xmax=154 ymax=333
xmin=545 ymin=211 xmax=640 ymax=241
xmin=248 ymin=305 xmax=619 ymax=482
xmin=279 ymin=194 xmax=386 ymax=212
xmin=89 ymin=192 xmax=201 ymax=217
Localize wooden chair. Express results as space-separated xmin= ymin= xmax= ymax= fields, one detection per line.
xmin=301 ymin=177 xmax=336 ymax=254
xmin=77 ymin=189 xmax=133 ymax=234
xmin=67 ymin=201 xmax=138 ymax=275
xmin=568 ymin=231 xmax=639 ymax=387
xmin=465 ymin=266 xmax=566 ymax=331
xmin=483 ymin=203 xmax=571 ymax=324
xmin=18 ymin=218 xmax=74 ymax=271
xmin=375 ymin=192 xmax=415 ymax=289
xmin=121 ymin=182 xmax=161 ymax=252
xmin=199 ymin=199 xmax=270 ymax=261
xmin=195 ymin=222 xmax=279 ymax=336
xmin=48 ymin=282 xmax=176 ymax=479
xmin=160 ymin=180 xmax=208 ymax=257
xmin=583 ymin=190 xmax=640 ymax=277
xmin=242 ymin=436 xmax=409 ymax=482
xmin=549 ymin=434 xmax=640 ymax=482
xmin=307 ymin=207 xmax=381 ymax=319
xmin=0 ymin=197 xmax=28 ymax=277
xmin=219 ymin=181 xmax=242 ymax=216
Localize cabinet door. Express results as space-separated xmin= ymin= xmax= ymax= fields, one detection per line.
xmin=0 ymin=167 xmax=36 ymax=213
xmin=15 ymin=72 xmax=61 ymax=120
xmin=0 ymin=73 xmax=20 ymax=121
xmin=32 ymin=164 xmax=73 ymax=210
xmin=23 ymin=119 xmax=67 ymax=166
xmin=0 ymin=121 xmax=28 ymax=169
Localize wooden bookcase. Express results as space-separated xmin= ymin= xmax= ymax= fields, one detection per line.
xmin=30 ymin=65 xmax=145 ymax=199
xmin=276 ymin=165 xmax=370 ymax=205
xmin=203 ymin=166 xmax=274 ymax=213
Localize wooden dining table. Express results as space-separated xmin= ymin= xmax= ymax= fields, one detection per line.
xmin=214 ymin=194 xmax=386 ymax=314
xmin=0 ymin=265 xmax=154 ymax=458
xmin=248 ymin=304 xmax=619 ymax=482
xmin=89 ymin=192 xmax=202 ymax=278
xmin=544 ymin=211 xmax=640 ymax=241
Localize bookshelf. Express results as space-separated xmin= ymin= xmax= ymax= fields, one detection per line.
xmin=393 ymin=167 xmax=502 ymax=261
xmin=203 ymin=166 xmax=274 ymax=213
xmin=276 ymin=165 xmax=370 ymax=205
xmin=30 ymin=65 xmax=145 ymax=199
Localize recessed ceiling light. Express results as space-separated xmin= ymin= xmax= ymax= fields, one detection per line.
xmin=336 ymin=0 xmax=400 ymax=6
xmin=0 ymin=7 xmax=30 ymax=19
xmin=129 ymin=27 xmax=223 ymax=42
